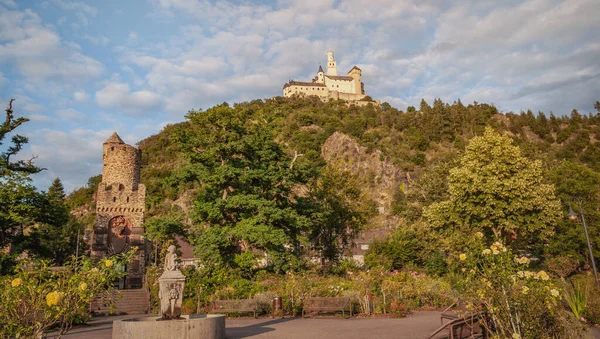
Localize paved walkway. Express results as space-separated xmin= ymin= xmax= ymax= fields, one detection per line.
xmin=48 ymin=312 xmax=446 ymax=339
xmin=48 ymin=312 xmax=600 ymax=339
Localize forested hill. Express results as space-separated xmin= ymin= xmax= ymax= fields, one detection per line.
xmin=67 ymin=97 xmax=600 ymax=265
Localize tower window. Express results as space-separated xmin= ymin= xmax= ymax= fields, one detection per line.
xmin=127 ymin=197 xmax=130 ymax=203
xmin=111 ymin=147 xmax=114 ymax=151
xmin=113 ymin=197 xmax=116 ymax=202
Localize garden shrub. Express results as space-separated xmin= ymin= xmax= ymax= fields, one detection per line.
xmin=0 ymin=251 xmax=134 ymax=338
xmin=457 ymin=240 xmax=587 ymax=338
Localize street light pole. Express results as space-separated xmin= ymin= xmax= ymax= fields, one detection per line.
xmin=569 ymin=199 xmax=599 ymax=285
xmin=76 ymin=228 xmax=81 ymax=258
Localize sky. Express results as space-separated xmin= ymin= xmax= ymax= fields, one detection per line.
xmin=1 ymin=0 xmax=599 ymax=192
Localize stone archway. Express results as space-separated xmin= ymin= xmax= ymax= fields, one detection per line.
xmin=107 ymin=215 xmax=132 ymax=256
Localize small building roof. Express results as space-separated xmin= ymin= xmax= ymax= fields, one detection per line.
xmin=283 ymin=80 xmax=327 ymax=89
xmin=318 ymin=65 xmax=324 ymax=73
xmin=348 ymin=66 xmax=362 ymax=73
xmin=325 ymin=75 xmax=354 ymax=81
xmin=104 ymin=132 xmax=124 ymax=144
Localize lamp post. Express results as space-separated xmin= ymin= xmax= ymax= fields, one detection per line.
xmin=568 ymin=199 xmax=599 ymax=285
xmin=76 ymin=229 xmax=90 ymax=259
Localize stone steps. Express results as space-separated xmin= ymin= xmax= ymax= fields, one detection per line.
xmin=91 ymin=288 xmax=151 ymax=315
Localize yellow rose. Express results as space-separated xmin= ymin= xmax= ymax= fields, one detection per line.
xmin=475 ymin=232 xmax=483 ymax=238
xmin=11 ymin=278 xmax=22 ymax=287
xmin=482 ymin=249 xmax=491 ymax=255
xmin=46 ymin=291 xmax=63 ymax=307
xmin=492 ymin=248 xmax=500 ymax=255
xmin=537 ymin=271 xmax=549 ymax=281
xmin=105 ymin=259 xmax=113 ymax=268
xmin=550 ymin=289 xmax=559 ymax=297
xmin=515 ymin=256 xmax=530 ymax=265
xmin=521 ymin=286 xmax=529 ymax=295
xmin=459 ymin=253 xmax=467 ymax=261
xmin=79 ymin=282 xmax=88 ymax=291
xmin=513 ymin=333 xmax=521 ymax=339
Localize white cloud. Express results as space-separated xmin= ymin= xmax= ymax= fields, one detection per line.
xmin=73 ymin=90 xmax=88 ymax=103
xmin=55 ymin=108 xmax=86 ymax=121
xmin=27 ymin=113 xmax=53 ymax=123
xmin=95 ymin=81 xmax=162 ymax=114
xmin=0 ymin=8 xmax=104 ymax=83
xmin=83 ymin=34 xmax=110 ymax=46
xmin=27 ymin=128 xmax=109 ymax=191
xmin=52 ymin=0 xmax=97 ymax=16
xmin=0 ymin=0 xmax=16 ymax=8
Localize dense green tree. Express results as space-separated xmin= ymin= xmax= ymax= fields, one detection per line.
xmin=424 ymin=127 xmax=562 ymax=252
xmin=364 ymin=228 xmax=419 ymax=270
xmin=546 ymin=161 xmax=600 ymax=265
xmin=305 ymin=165 xmax=375 ymax=267
xmin=47 ymin=177 xmax=66 ymax=201
xmin=174 ymin=104 xmax=312 ymax=272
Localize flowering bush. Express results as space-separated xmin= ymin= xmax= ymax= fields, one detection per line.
xmin=457 ymin=240 xmax=587 ymax=338
xmin=0 ymin=250 xmax=134 ymax=338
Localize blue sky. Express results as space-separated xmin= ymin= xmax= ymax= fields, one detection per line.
xmin=1 ymin=0 xmax=599 ymax=192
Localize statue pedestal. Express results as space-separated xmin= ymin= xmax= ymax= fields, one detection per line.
xmin=158 ymin=269 xmax=186 ymax=319
xmin=112 ymin=314 xmax=225 ymax=339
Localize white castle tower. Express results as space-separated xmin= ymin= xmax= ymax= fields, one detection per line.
xmin=326 ymin=51 xmax=337 ymax=76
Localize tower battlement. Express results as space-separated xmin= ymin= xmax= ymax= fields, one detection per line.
xmin=92 ymin=132 xmax=147 ymax=289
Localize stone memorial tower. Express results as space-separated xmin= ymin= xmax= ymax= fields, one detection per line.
xmin=91 ymin=132 xmax=147 ymax=289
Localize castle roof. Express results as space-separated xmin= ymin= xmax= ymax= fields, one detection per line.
xmin=348 ymin=66 xmax=362 ymax=73
xmin=104 ymin=132 xmax=125 ymax=144
xmin=318 ymin=65 xmax=324 ymax=73
xmin=325 ymin=75 xmax=354 ymax=81
xmin=283 ymin=80 xmax=327 ymax=89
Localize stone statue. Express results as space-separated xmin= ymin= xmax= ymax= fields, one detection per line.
xmin=164 ymin=245 xmax=177 ymax=271
xmin=158 ymin=245 xmax=185 ymax=320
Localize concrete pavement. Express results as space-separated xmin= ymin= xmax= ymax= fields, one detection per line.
xmin=48 ymin=312 xmax=445 ymax=339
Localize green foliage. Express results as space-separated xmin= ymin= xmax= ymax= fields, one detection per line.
xmin=425 ymin=127 xmax=562 ymax=252
xmin=564 ymin=282 xmax=587 ymax=319
xmin=175 ymin=104 xmax=312 ymax=272
xmin=457 ymin=239 xmax=586 ymax=339
xmin=66 ymin=175 xmax=101 ymax=209
xmin=1 ymin=99 xmax=42 ymax=176
xmin=305 ymin=165 xmax=375 ymax=266
xmin=546 ymin=161 xmax=600 ymax=265
xmin=364 ymin=229 xmax=419 ymax=270
xmin=0 ymin=250 xmax=135 ymax=338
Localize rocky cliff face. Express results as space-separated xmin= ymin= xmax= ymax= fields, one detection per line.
xmin=321 ymin=132 xmax=404 ymax=229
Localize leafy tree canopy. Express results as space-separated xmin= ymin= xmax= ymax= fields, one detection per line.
xmin=425 ymin=126 xmax=562 ymax=252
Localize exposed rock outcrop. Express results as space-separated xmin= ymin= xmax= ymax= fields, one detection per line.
xmin=321 ymin=132 xmax=404 ymax=218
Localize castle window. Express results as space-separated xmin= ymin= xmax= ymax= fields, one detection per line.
xmin=113 ymin=197 xmax=116 ymax=202
xmin=111 ymin=147 xmax=114 ymax=151
xmin=127 ymin=197 xmax=130 ymax=203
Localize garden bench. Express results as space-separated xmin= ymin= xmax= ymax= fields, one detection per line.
xmin=211 ymin=299 xmax=258 ymax=318
xmin=428 ymin=311 xmax=488 ymax=339
xmin=302 ymin=297 xmax=353 ymax=318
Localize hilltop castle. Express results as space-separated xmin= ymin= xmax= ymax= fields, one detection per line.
xmin=91 ymin=132 xmax=147 ymax=289
xmin=283 ymin=51 xmax=377 ymax=105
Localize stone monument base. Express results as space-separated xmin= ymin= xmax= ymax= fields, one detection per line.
xmin=112 ymin=314 xmax=225 ymax=339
